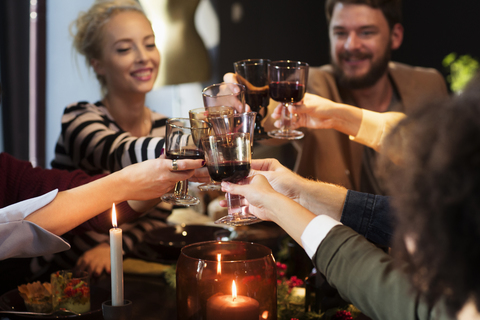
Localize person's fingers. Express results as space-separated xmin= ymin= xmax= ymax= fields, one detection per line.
xmin=223 ymin=73 xmax=238 ymax=83
xmin=193 ymin=166 xmax=210 ymax=177
xmin=168 ymin=159 xmax=204 ymax=171
xmin=221 ymin=181 xmax=247 ymax=197
xmin=271 ymin=103 xmax=283 ymax=119
xmin=75 ymin=260 xmax=87 ymax=273
xmin=218 ymin=199 xmax=228 ymax=207
xmin=250 ymin=158 xmax=281 ymax=171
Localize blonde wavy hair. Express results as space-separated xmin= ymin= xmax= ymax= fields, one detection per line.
xmin=70 ymin=0 xmax=147 ymax=93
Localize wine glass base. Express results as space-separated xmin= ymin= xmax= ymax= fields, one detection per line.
xmin=198 ymin=183 xmax=222 ymax=192
xmin=214 ymin=215 xmax=262 ymax=226
xmin=161 ymin=193 xmax=200 ymax=206
xmin=267 ymin=129 xmax=304 ymax=140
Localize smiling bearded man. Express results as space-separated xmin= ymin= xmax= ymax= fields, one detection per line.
xmin=263 ymin=0 xmax=449 ymax=196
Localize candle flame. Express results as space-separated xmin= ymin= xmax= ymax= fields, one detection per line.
xmin=217 ymin=254 xmax=221 ymax=275
xmin=231 ymin=280 xmax=237 ymax=301
xmin=112 ymin=203 xmax=117 ymax=228
xmin=261 ymin=311 xmax=269 ymax=319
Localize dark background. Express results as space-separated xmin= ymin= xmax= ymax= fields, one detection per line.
xmin=1 ymin=0 xmax=480 ymax=161
xmin=212 ymin=0 xmax=480 ymax=85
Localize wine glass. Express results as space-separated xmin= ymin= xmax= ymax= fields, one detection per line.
xmin=234 ymin=59 xmax=271 ymax=140
xmin=202 ymin=133 xmax=261 ymax=226
xmin=202 ymin=82 xmax=246 ymax=114
xmin=267 ymin=60 xmax=309 ymax=140
xmin=161 ymin=118 xmax=211 ymax=206
xmin=207 ymin=111 xmax=257 ymax=148
xmin=188 ymin=107 xmax=233 ymax=192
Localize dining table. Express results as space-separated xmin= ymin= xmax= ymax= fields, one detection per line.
xmin=0 ymin=270 xmax=177 ymax=320
xmin=0 ymin=220 xmax=289 ymax=320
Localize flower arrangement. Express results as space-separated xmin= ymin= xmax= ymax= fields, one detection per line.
xmin=276 ymin=262 xmax=360 ymax=320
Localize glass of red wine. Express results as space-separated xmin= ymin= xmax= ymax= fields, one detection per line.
xmin=161 ymin=118 xmax=211 ymax=206
xmin=268 ymin=60 xmax=309 ymax=140
xmin=202 ymin=82 xmax=246 ymax=113
xmin=234 ymin=59 xmax=271 ymax=140
xmin=188 ymin=107 xmax=227 ymax=192
xmin=202 ymin=133 xmax=260 ymax=226
xmin=208 ymin=111 xmax=257 ymax=148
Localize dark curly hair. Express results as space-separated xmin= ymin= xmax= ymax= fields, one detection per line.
xmin=325 ymin=0 xmax=402 ymax=30
xmin=380 ymin=73 xmax=480 ymax=316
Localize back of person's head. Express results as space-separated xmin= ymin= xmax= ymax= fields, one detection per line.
xmin=381 ymin=72 xmax=480 ymax=316
xmin=325 ymin=0 xmax=402 ymax=30
xmin=71 ymin=0 xmax=146 ymax=89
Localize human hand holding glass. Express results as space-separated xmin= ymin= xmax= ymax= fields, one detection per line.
xmin=268 ymin=60 xmax=309 ymax=140
xmin=201 ymin=133 xmax=261 ymax=226
xmin=161 ymin=118 xmax=211 ymax=206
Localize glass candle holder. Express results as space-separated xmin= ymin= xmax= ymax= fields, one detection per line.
xmin=176 ymin=241 xmax=277 ymax=320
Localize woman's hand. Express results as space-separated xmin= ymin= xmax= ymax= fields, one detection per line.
xmin=75 ymin=242 xmax=111 ymax=277
xmin=116 ymin=154 xmax=204 ymax=201
xmin=190 ymin=166 xmax=211 ymax=183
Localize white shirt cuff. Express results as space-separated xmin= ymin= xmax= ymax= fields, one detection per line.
xmin=301 ymin=215 xmax=342 ymax=259
xmin=0 ymin=190 xmax=71 ymax=260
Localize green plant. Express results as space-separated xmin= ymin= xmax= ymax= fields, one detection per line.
xmin=442 ymin=53 xmax=479 ymax=93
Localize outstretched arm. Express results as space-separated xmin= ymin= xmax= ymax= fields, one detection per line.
xmin=25 ymin=156 xmax=202 ymax=235
xmin=271 ymin=93 xmax=406 ymax=153
xmin=229 ymin=158 xmax=393 ymax=246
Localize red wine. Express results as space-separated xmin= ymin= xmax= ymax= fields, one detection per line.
xmin=208 ymin=161 xmax=250 ymax=183
xmin=245 ymin=89 xmax=270 ymax=112
xmin=269 ymin=81 xmax=305 ymax=103
xmin=166 ymin=149 xmax=204 ymax=160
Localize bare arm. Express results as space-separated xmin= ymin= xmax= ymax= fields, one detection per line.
xmin=25 ymin=157 xmax=203 ymax=235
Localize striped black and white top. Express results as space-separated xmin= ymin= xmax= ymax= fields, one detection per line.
xmin=51 ymin=101 xmax=167 ymax=175
xmin=30 ymin=101 xmax=172 ymax=278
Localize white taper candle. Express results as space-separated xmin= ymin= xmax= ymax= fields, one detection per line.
xmin=110 ymin=203 xmax=124 ymax=306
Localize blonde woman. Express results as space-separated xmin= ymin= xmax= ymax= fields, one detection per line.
xmin=45 ymin=0 xmax=182 ymax=277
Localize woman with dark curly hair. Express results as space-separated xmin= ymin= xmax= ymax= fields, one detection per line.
xmin=221 ymin=74 xmax=480 ymax=320
xmin=385 ymin=74 xmax=480 ymax=318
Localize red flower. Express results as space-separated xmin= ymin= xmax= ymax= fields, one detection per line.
xmin=276 ymin=262 xmax=287 ymax=270
xmin=331 ymin=310 xmax=353 ymax=320
xmin=286 ymin=276 xmax=304 ymax=292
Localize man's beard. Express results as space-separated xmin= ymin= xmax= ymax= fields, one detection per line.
xmin=332 ymin=45 xmax=391 ymax=90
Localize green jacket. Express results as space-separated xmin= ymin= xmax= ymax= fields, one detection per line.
xmin=314 ymin=226 xmax=452 ymax=320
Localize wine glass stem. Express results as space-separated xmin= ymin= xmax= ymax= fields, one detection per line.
xmin=226 ymin=192 xmax=245 ymax=216
xmin=281 ymin=103 xmax=292 ymax=132
xmin=174 ymin=180 xmax=189 ymax=198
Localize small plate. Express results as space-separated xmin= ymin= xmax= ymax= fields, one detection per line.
xmin=0 ymin=286 xmax=109 ymax=319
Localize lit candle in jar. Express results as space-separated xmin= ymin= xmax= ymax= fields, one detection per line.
xmin=110 ymin=204 xmax=124 ymax=306
xmin=217 ymin=254 xmax=221 ymax=275
xmin=206 ymin=280 xmax=259 ymax=320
